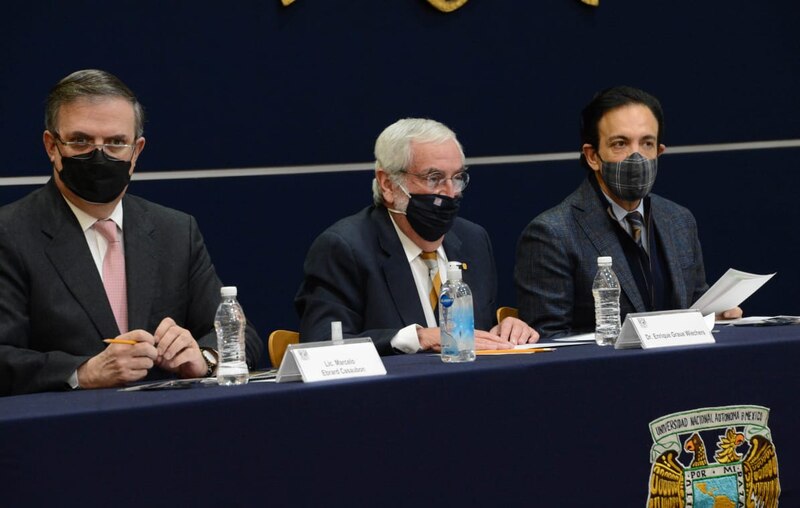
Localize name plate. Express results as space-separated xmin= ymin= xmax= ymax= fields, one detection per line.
xmin=276 ymin=337 xmax=386 ymax=383
xmin=615 ymin=309 xmax=715 ymax=350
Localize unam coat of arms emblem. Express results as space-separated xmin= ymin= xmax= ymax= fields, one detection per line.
xmin=647 ymin=405 xmax=780 ymax=507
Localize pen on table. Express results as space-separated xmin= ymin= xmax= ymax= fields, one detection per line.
xmin=103 ymin=338 xmax=137 ymax=345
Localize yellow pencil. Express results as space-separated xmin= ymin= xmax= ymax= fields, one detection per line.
xmin=103 ymin=338 xmax=137 ymax=345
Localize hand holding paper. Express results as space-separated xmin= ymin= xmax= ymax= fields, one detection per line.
xmin=691 ymin=268 xmax=775 ymax=316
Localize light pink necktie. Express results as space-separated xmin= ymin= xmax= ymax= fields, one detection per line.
xmin=93 ymin=219 xmax=128 ymax=334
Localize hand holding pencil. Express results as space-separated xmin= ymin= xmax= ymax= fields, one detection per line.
xmin=77 ymin=330 xmax=157 ymax=389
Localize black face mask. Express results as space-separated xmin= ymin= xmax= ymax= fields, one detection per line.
xmin=58 ymin=149 xmax=132 ymax=204
xmin=393 ymin=190 xmax=461 ymax=241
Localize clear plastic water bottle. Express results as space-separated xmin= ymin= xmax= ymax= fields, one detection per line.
xmin=592 ymin=256 xmax=621 ymax=346
xmin=439 ymin=261 xmax=476 ymax=363
xmin=215 ymin=286 xmax=249 ymax=385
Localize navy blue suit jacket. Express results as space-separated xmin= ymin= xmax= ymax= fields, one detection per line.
xmin=0 ymin=179 xmax=264 ymax=395
xmin=294 ymin=205 xmax=498 ymax=355
xmin=514 ymin=176 xmax=708 ymax=338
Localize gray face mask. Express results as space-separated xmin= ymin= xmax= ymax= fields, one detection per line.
xmin=599 ymin=152 xmax=658 ymax=201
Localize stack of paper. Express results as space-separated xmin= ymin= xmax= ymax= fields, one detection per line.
xmin=690 ymin=268 xmax=775 ymax=316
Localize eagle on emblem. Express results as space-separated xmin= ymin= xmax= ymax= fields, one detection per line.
xmin=648 ymin=428 xmax=780 ymax=508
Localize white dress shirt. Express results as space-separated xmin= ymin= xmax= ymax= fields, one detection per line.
xmin=602 ymin=191 xmax=649 ymax=256
xmin=63 ymin=197 xmax=125 ymax=280
xmin=62 ymin=197 xmax=124 ymax=388
xmin=387 ymin=212 xmax=448 ymax=354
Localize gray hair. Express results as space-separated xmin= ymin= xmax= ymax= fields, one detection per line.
xmin=371 ymin=118 xmax=464 ymax=205
xmin=45 ymin=69 xmax=145 ymax=138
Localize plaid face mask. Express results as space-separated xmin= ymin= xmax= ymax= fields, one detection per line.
xmin=599 ymin=152 xmax=658 ymax=201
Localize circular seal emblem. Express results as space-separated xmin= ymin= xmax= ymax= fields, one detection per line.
xmin=427 ymin=0 xmax=469 ymax=13
xmin=440 ymin=294 xmax=454 ymax=308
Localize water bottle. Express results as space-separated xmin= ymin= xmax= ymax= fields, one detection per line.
xmin=215 ymin=286 xmax=249 ymax=385
xmin=439 ymin=261 xmax=476 ymax=363
xmin=592 ymin=256 xmax=621 ymax=346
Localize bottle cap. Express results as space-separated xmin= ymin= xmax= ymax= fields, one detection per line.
xmin=447 ymin=261 xmax=463 ymax=280
xmin=220 ymin=286 xmax=238 ymax=297
xmin=597 ymin=256 xmax=612 ymax=265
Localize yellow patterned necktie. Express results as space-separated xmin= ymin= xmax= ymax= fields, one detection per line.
xmin=420 ymin=251 xmax=441 ymax=312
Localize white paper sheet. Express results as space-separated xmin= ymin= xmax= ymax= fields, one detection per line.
xmin=514 ymin=340 xmax=594 ymax=349
xmin=718 ymin=315 xmax=800 ymax=326
xmin=690 ymin=268 xmax=775 ymax=315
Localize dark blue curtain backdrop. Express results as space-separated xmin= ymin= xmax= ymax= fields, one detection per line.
xmin=2 ymin=1 xmax=799 ymax=350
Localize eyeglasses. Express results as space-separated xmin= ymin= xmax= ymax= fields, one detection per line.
xmin=400 ymin=169 xmax=470 ymax=193
xmin=54 ymin=133 xmax=136 ymax=160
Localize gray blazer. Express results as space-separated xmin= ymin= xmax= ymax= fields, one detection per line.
xmin=514 ymin=176 xmax=708 ymax=338
xmin=0 ymin=179 xmax=263 ymax=395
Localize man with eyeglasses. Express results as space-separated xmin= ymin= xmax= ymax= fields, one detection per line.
xmin=0 ymin=69 xmax=263 ymax=395
xmin=295 ymin=118 xmax=538 ymax=355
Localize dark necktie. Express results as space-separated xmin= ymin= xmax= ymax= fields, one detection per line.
xmin=625 ymin=211 xmax=645 ymax=248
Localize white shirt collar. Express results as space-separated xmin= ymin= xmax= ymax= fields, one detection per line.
xmin=601 ymin=190 xmax=645 ymax=222
xmin=62 ymin=196 xmax=124 ymax=232
xmin=387 ymin=210 xmax=445 ymax=261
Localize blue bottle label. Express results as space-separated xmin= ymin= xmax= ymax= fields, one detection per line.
xmin=440 ymin=294 xmax=454 ymax=308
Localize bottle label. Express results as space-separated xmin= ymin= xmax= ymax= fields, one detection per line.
xmin=440 ymin=294 xmax=454 ymax=308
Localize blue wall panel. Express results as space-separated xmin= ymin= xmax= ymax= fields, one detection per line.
xmin=1 ymin=1 xmax=799 ymax=356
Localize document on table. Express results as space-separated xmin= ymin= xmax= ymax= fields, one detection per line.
xmin=514 ymin=333 xmax=596 ymax=349
xmin=119 ymin=377 xmax=216 ymax=391
xmin=118 ymin=369 xmax=278 ymax=391
xmin=476 ymin=347 xmax=555 ymax=355
xmin=718 ymin=315 xmax=800 ymax=326
xmin=690 ymin=268 xmax=775 ymax=316
xmin=552 ymin=333 xmax=595 ymax=343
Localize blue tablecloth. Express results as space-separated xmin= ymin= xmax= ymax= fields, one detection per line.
xmin=1 ymin=325 xmax=797 ymax=507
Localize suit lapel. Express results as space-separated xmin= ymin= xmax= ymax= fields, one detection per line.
xmin=442 ymin=228 xmax=463 ymax=275
xmin=442 ymin=228 xmax=462 ymax=256
xmin=650 ymin=199 xmax=689 ymax=308
xmin=42 ymin=182 xmax=120 ymax=338
xmin=122 ymin=197 xmax=158 ymax=331
xmin=375 ymin=209 xmax=428 ymax=327
xmin=572 ymin=178 xmax=646 ymax=312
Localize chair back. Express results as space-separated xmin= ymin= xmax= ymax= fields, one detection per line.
xmin=496 ymin=306 xmax=519 ymax=323
xmin=268 ymin=329 xmax=300 ymax=368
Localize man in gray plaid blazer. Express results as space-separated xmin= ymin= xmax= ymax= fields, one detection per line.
xmin=514 ymin=86 xmax=740 ymax=338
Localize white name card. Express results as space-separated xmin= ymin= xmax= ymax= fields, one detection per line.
xmin=614 ymin=309 xmax=715 ymax=350
xmin=276 ymin=337 xmax=386 ymax=383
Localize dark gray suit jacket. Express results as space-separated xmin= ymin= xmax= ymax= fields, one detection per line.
xmin=0 ymin=179 xmax=263 ymax=395
xmin=294 ymin=205 xmax=498 ymax=355
xmin=514 ymin=176 xmax=708 ymax=338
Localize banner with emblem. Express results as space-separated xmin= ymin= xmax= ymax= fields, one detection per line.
xmin=281 ymin=0 xmax=596 ymax=11
xmin=647 ymin=405 xmax=780 ymax=507
xmin=281 ymin=0 xmax=470 ymax=12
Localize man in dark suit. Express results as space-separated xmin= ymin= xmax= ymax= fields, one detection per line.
xmin=295 ymin=118 xmax=538 ymax=355
xmin=0 ymin=69 xmax=263 ymax=395
xmin=514 ymin=86 xmax=741 ymax=338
